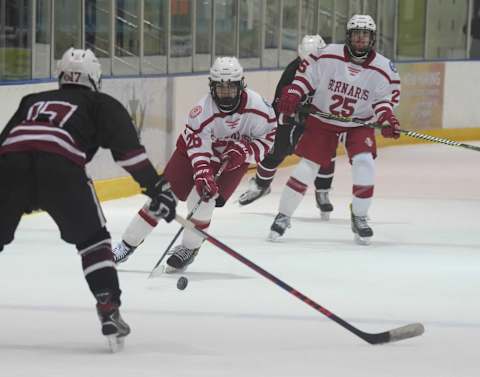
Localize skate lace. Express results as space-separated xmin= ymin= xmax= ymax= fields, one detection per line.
xmin=174 ymin=247 xmax=195 ymax=262
xmin=354 ymin=215 xmax=369 ymax=229
xmin=274 ymin=214 xmax=290 ymax=228
xmin=114 ymin=242 xmax=131 ymax=260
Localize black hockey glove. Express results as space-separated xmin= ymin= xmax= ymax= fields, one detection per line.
xmin=144 ymin=175 xmax=177 ymax=222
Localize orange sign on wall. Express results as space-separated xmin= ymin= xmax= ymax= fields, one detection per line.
xmin=396 ymin=62 xmax=445 ymax=130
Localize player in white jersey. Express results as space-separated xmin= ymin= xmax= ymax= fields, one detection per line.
xmin=113 ymin=57 xmax=277 ymax=270
xmin=269 ymin=14 xmax=401 ymax=245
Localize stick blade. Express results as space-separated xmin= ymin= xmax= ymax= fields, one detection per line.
xmin=388 ymin=322 xmax=425 ymax=343
xmin=148 ymin=264 xmax=165 ymax=279
xmin=367 ymin=322 xmax=425 ymax=345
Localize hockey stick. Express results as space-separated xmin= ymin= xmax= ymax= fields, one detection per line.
xmin=306 ymin=109 xmax=480 ymax=152
xmin=148 ymin=160 xmax=229 ymax=278
xmin=175 ymin=214 xmax=425 ymax=345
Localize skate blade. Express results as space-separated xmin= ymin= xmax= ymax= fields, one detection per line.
xmin=320 ymin=212 xmax=331 ymax=221
xmin=238 ymin=187 xmax=271 ymax=206
xmin=267 ymin=231 xmax=282 ymax=242
xmin=354 ymin=234 xmax=372 ymax=245
xmin=106 ymin=335 xmax=125 ymax=353
xmin=164 ymin=264 xmax=187 ymax=274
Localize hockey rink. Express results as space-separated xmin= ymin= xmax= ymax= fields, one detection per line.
xmin=1 ymin=141 xmax=480 ymax=377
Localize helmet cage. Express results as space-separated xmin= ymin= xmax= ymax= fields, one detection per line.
xmin=346 ymin=29 xmax=376 ymax=60
xmin=346 ymin=15 xmax=377 ymax=62
xmin=209 ymin=79 xmax=245 ymax=113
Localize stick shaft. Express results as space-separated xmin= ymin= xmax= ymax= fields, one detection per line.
xmin=308 ymin=109 xmax=480 ymax=152
xmin=148 ymin=160 xmax=228 ymax=277
xmin=175 ymin=215 xmax=426 ymax=344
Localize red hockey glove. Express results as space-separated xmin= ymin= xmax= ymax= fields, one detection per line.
xmin=278 ymin=84 xmax=303 ymax=116
xmin=221 ymin=141 xmax=249 ymax=172
xmin=378 ymin=110 xmax=401 ymax=139
xmin=193 ymin=163 xmax=219 ymax=201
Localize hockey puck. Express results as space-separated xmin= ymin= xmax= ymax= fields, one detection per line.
xmin=177 ymin=276 xmax=188 ymax=290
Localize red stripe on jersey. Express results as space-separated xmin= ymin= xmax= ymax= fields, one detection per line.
xmin=287 ymin=177 xmax=308 ymax=194
xmin=353 ymin=185 xmax=374 ymax=198
xmin=9 ymin=126 xmax=75 ymax=144
xmin=249 ymin=142 xmax=263 ymax=163
xmin=139 ymin=208 xmax=159 ymax=227
xmin=253 ymin=139 xmax=271 ymax=157
xmin=313 ymin=49 xmax=399 ymax=85
xmin=364 ymin=65 xmax=400 ymax=84
xmin=294 ymin=76 xmax=314 ymax=93
xmin=372 ymin=100 xmax=394 ymax=109
xmin=0 ymin=141 xmax=85 ymax=166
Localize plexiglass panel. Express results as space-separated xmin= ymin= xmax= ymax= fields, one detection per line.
xmin=262 ymin=0 xmax=280 ymax=68
xmin=301 ymin=0 xmax=317 ymax=37
xmin=426 ymin=0 xmax=468 ymax=59
xmin=377 ymin=0 xmax=395 ymax=59
xmin=194 ymin=0 xmax=212 ymax=71
xmin=318 ymin=0 xmax=334 ymax=44
xmin=143 ymin=0 xmax=167 ymax=74
xmin=239 ymin=0 xmax=261 ymax=68
xmin=85 ymin=0 xmax=111 ymax=76
xmin=170 ymin=0 xmax=192 ymax=73
xmin=215 ymin=0 xmax=236 ymax=57
xmin=113 ymin=0 xmax=140 ymax=75
xmin=1 ymin=0 xmax=32 ymax=80
xmin=54 ymin=0 xmax=81 ymax=60
xmin=280 ymin=0 xmax=298 ymax=66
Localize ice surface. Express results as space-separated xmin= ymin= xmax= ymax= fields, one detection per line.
xmin=2 ymin=143 xmax=480 ymax=376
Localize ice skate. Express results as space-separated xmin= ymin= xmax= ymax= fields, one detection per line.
xmin=238 ymin=177 xmax=271 ymax=206
xmin=350 ymin=205 xmax=373 ymax=245
xmin=96 ymin=292 xmax=130 ymax=353
xmin=268 ymin=213 xmax=291 ymax=241
xmin=165 ymin=245 xmax=199 ymax=273
xmin=315 ymin=189 xmax=334 ymax=220
xmin=112 ymin=241 xmax=136 ymax=264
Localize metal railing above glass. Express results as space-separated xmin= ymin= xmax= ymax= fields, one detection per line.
xmin=0 ymin=0 xmax=478 ymax=83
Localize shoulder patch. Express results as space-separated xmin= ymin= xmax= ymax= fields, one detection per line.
xmin=389 ymin=61 xmax=398 ymax=73
xmin=189 ymin=105 xmax=202 ymax=119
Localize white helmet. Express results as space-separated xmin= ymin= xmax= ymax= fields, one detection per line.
xmin=346 ymin=14 xmax=377 ymax=62
xmin=209 ymin=56 xmax=244 ymax=82
xmin=298 ymin=35 xmax=326 ymax=60
xmin=209 ymin=57 xmax=245 ymax=112
xmin=57 ymin=48 xmax=102 ymax=91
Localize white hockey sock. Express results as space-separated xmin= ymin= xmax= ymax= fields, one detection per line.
xmin=122 ymin=199 xmax=158 ymax=247
xmin=182 ymin=190 xmax=215 ymax=250
xmin=278 ymin=158 xmax=319 ymax=216
xmin=351 ymin=152 xmax=374 ymax=217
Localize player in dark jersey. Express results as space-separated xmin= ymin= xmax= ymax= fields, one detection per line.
xmin=238 ymin=35 xmax=338 ymax=220
xmin=0 ymin=48 xmax=176 ymax=351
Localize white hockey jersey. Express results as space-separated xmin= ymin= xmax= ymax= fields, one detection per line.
xmin=177 ymin=88 xmax=277 ymax=169
xmin=292 ymin=44 xmax=401 ymax=128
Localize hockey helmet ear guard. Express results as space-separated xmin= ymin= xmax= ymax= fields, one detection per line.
xmin=57 ymin=48 xmax=102 ymax=91
xmin=209 ymin=57 xmax=245 ymax=113
xmin=345 ymin=14 xmax=376 ymax=63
